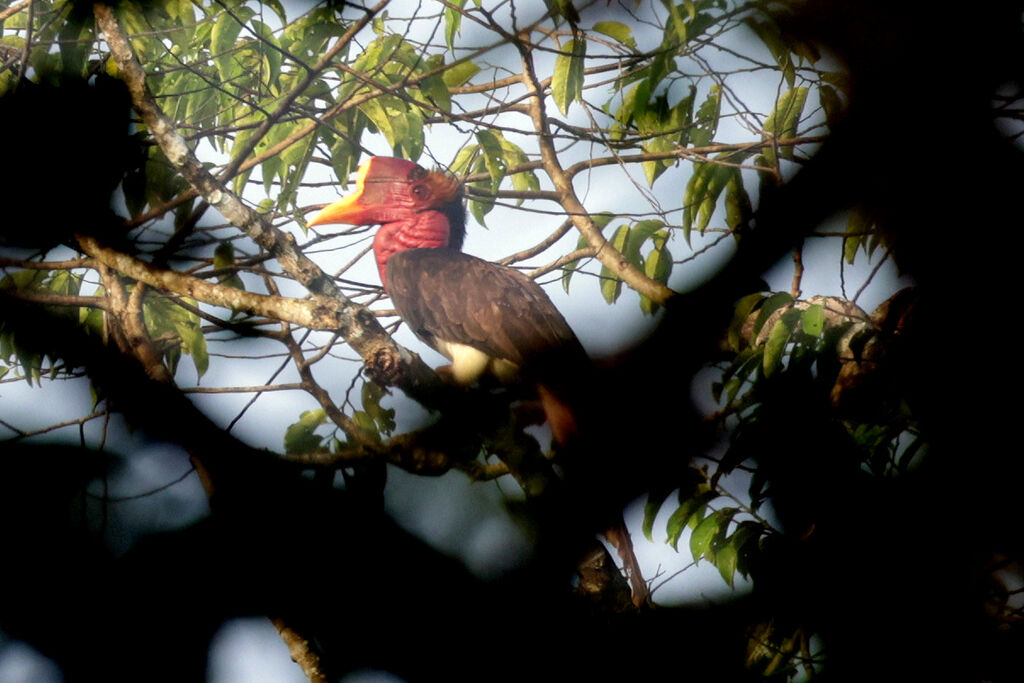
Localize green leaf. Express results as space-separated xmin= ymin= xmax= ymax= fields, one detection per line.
xmin=599 ymin=224 xmax=630 ymax=303
xmin=361 ymin=380 xmax=395 ymax=436
xmin=643 ymin=488 xmax=674 ymax=541
xmin=819 ymin=83 xmax=844 ymax=127
xmin=715 ymin=541 xmax=738 ymax=586
xmin=251 ymin=19 xmax=283 ymax=94
xmin=725 ymin=170 xmax=752 ymax=231
xmin=690 ymin=84 xmax=721 ymax=147
xmin=844 ymin=210 xmax=873 ymax=264
xmin=284 ymin=409 xmax=327 ymax=454
xmin=418 ymin=59 xmax=453 ymax=112
xmin=728 ymin=293 xmax=764 ymax=351
xmin=801 ymin=303 xmax=824 ymax=337
xmin=689 ymin=509 xmax=721 ymax=563
xmin=745 ymin=16 xmax=794 ymax=86
xmin=358 ymin=98 xmax=397 ymax=149
xmin=442 ymin=60 xmax=480 ymax=88
xmin=592 ymin=21 xmax=635 ymax=49
xmin=682 ymin=162 xmax=710 ymax=244
xmin=695 ymin=164 xmax=732 ymax=233
xmin=561 ymin=213 xmax=613 ymax=293
xmin=666 ymin=487 xmax=716 ymax=550
xmin=763 ymin=87 xmax=808 ymax=160
xmin=763 ymin=308 xmax=800 ymax=376
xmin=752 ymin=291 xmax=794 ymax=337
xmin=663 ymin=0 xmax=688 ymax=46
xmin=211 ymin=6 xmax=256 ymax=82
xmin=476 ymin=130 xmax=507 ymax=191
xmin=640 ymin=232 xmax=672 ymax=315
xmin=552 ymin=38 xmax=585 ymax=115
xmin=444 ymin=0 xmax=466 ymax=50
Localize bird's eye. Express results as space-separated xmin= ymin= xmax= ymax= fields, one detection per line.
xmin=411 ymin=184 xmax=431 ymax=201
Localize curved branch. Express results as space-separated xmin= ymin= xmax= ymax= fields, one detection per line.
xmin=516 ymin=42 xmax=677 ymax=305
xmin=78 ymin=235 xmax=342 ymax=330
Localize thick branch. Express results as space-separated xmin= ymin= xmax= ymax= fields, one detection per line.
xmin=78 ymin=235 xmax=342 ymax=330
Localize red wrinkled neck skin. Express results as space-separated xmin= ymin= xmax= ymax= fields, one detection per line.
xmin=373 ymin=210 xmax=452 ymax=287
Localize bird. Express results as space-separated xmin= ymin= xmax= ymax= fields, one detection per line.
xmin=308 ymin=156 xmax=648 ymax=606
xmin=308 ymin=156 xmax=588 ymax=445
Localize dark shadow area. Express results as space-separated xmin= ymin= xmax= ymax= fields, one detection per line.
xmin=1 ymin=1 xmax=1023 ymax=681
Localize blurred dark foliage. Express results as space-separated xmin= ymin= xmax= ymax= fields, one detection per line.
xmin=0 ymin=71 xmax=138 ymax=251
xmin=2 ymin=1 xmax=1024 ymax=681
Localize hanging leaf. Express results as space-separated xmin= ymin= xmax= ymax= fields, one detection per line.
xmin=666 ymin=487 xmax=716 ymax=550
xmin=725 ymin=170 xmax=753 ymax=231
xmin=640 ymin=232 xmax=672 ymax=315
xmin=562 ymin=213 xmax=613 ymax=293
xmin=211 ymin=6 xmax=256 ymax=82
xmin=444 ymin=0 xmax=467 ymax=50
xmin=715 ymin=541 xmax=739 ymax=586
xmin=643 ymin=488 xmax=675 ymax=541
xmin=689 ymin=509 xmax=721 ymax=563
xmin=476 ymin=130 xmax=507 ymax=191
xmin=728 ymin=292 xmax=765 ymax=351
xmin=600 ymin=224 xmax=630 ymax=303
xmin=763 ymin=87 xmax=809 ymax=161
xmin=819 ymin=83 xmax=844 ymax=127
xmin=763 ymin=308 xmax=801 ymax=376
xmin=690 ymin=84 xmax=721 ymax=147
xmin=552 ymin=38 xmax=585 ymax=115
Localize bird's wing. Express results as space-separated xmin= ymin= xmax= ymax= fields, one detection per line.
xmin=385 ymin=249 xmax=586 ymax=371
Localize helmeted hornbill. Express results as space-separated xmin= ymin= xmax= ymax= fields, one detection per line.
xmin=308 ymin=156 xmax=586 ymax=445
xmin=308 ymin=156 xmax=647 ymax=606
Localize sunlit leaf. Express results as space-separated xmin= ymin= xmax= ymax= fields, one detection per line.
xmin=476 ymin=130 xmax=507 ymax=191
xmin=764 ymin=87 xmax=808 ymax=160
xmin=442 ymin=60 xmax=480 ymax=88
xmin=715 ymin=541 xmax=738 ymax=586
xmin=690 ymin=509 xmax=721 ymax=563
xmin=445 ymin=0 xmax=466 ymax=50
xmin=211 ymin=6 xmax=256 ymax=82
xmin=552 ymin=38 xmax=585 ymax=115
xmin=666 ymin=487 xmax=716 ymax=549
xmin=691 ymin=84 xmax=721 ymax=147
xmin=592 ymin=21 xmax=635 ymax=49
xmin=801 ymin=303 xmax=824 ymax=337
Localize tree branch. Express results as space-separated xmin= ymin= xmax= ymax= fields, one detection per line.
xmin=516 ymin=41 xmax=677 ymax=305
